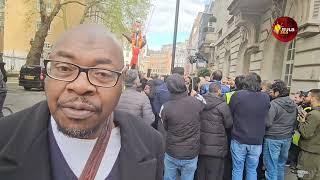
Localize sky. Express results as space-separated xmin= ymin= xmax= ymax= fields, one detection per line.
xmin=145 ymin=0 xmax=210 ymax=50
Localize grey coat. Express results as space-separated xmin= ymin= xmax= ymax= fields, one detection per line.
xmin=266 ymin=96 xmax=297 ymax=139
xmin=116 ymin=88 xmax=155 ymax=125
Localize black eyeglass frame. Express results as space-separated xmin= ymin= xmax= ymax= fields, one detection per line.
xmin=43 ymin=59 xmax=126 ymax=88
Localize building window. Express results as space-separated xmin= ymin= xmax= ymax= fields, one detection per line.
xmin=0 ymin=0 xmax=4 ymax=8
xmin=37 ymin=0 xmax=40 ymax=10
xmin=313 ymin=0 xmax=320 ymax=19
xmin=283 ymin=40 xmax=296 ymax=87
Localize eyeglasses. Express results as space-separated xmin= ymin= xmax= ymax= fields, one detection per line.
xmin=44 ymin=59 xmax=125 ymax=88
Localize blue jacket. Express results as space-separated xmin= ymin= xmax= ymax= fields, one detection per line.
xmin=153 ymin=80 xmax=171 ymax=114
xmin=200 ymin=81 xmax=231 ymax=96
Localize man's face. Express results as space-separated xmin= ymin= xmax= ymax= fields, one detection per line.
xmin=293 ymin=94 xmax=304 ymax=104
xmin=45 ymin=33 xmax=123 ymax=139
xmin=305 ymin=92 xmax=312 ymax=104
xmin=144 ymin=85 xmax=151 ymax=95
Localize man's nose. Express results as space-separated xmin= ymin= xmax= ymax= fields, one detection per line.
xmin=66 ymin=72 xmax=96 ymax=95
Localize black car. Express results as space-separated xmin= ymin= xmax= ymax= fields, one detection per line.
xmin=19 ymin=65 xmax=45 ymax=90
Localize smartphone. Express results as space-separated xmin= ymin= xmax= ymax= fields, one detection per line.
xmin=297 ymin=106 xmax=307 ymax=116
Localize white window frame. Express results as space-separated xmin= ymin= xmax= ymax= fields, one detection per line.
xmin=282 ymin=40 xmax=296 ymax=88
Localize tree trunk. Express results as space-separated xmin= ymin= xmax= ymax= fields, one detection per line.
xmin=26 ymin=23 xmax=51 ymax=65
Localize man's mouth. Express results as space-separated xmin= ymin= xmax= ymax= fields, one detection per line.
xmin=60 ymin=102 xmax=96 ymax=120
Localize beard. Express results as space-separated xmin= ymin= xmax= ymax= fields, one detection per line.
xmin=55 ymin=120 xmax=102 ymax=139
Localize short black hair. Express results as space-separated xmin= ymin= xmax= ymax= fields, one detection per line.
xmin=172 ymin=67 xmax=184 ymax=76
xmin=310 ymin=89 xmax=320 ymax=101
xmin=271 ymin=80 xmax=290 ymax=97
xmin=235 ymin=75 xmax=245 ymax=90
xmin=243 ymin=73 xmax=262 ymax=92
xmin=209 ymin=82 xmax=221 ymax=93
xmin=211 ymin=70 xmax=223 ymax=81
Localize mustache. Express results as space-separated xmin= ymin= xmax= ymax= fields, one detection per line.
xmin=57 ymin=96 xmax=101 ymax=112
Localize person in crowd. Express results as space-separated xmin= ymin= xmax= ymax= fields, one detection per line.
xmin=292 ymin=91 xmax=306 ymax=105
xmin=161 ymin=74 xmax=204 ymax=180
xmin=223 ymin=75 xmax=245 ymax=180
xmin=225 ymin=75 xmax=245 ymax=105
xmin=197 ymin=82 xmax=233 ymax=180
xmin=153 ymin=75 xmax=171 ymax=115
xmin=116 ymin=69 xmax=155 ymax=125
xmin=287 ymin=91 xmax=312 ymax=168
xmin=0 ymin=62 xmax=7 ymax=118
xmin=136 ymin=77 xmax=148 ymax=92
xmin=200 ymin=70 xmax=231 ymax=96
xmin=0 ymin=24 xmax=164 ymax=180
xmin=172 ymin=67 xmax=185 ymax=76
xmin=193 ymin=77 xmax=201 ymax=93
xmin=296 ymin=89 xmax=320 ymax=180
xmin=185 ymin=76 xmax=193 ymax=96
xmin=261 ymin=80 xmax=272 ymax=93
xmin=229 ymin=73 xmax=270 ymax=180
xmin=263 ymin=80 xmax=297 ymax=180
xmin=292 ymin=91 xmax=311 ymax=111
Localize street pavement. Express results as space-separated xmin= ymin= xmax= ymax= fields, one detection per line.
xmin=3 ymin=77 xmax=299 ymax=180
xmin=4 ymin=77 xmax=46 ymax=113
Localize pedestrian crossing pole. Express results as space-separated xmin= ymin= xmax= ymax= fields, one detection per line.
xmin=171 ymin=0 xmax=180 ymax=74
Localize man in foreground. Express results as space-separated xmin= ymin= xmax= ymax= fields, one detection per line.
xmin=0 ymin=24 xmax=164 ymax=180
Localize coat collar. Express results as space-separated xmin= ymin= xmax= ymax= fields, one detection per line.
xmin=0 ymin=101 xmax=157 ymax=180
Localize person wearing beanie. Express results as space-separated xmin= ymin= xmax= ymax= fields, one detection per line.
xmin=116 ymin=69 xmax=155 ymax=125
xmin=161 ymin=74 xmax=204 ymax=180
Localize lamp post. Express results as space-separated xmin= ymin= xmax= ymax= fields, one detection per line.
xmin=171 ymin=0 xmax=180 ymax=74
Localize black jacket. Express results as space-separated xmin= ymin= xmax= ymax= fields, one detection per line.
xmin=161 ymin=92 xmax=204 ymax=159
xmin=200 ymin=93 xmax=233 ymax=157
xmin=230 ymin=90 xmax=270 ymax=145
xmin=0 ymin=101 xmax=164 ymax=180
xmin=266 ymin=96 xmax=297 ymax=139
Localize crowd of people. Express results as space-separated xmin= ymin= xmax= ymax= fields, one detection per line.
xmin=120 ymin=67 xmax=320 ymax=180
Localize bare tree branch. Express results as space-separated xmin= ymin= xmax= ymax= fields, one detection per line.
xmin=61 ymin=0 xmax=86 ymax=6
xmin=79 ymin=0 xmax=102 ymax=24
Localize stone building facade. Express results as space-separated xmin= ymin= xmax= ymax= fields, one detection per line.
xmin=204 ymin=0 xmax=320 ymax=93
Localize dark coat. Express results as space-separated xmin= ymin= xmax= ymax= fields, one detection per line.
xmin=200 ymin=93 xmax=233 ymax=157
xmin=161 ymin=93 xmax=204 ymax=160
xmin=0 ymin=101 xmax=164 ymax=180
xmin=230 ymin=90 xmax=270 ymax=145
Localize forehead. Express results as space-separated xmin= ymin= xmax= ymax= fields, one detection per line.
xmin=51 ymin=34 xmax=123 ymax=69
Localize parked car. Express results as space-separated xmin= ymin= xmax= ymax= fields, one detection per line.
xmin=19 ymin=65 xmax=45 ymax=90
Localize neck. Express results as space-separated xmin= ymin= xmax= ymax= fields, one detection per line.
xmin=86 ymin=120 xmax=115 ymax=139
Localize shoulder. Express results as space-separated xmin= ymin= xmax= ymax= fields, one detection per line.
xmin=0 ymin=101 xmax=47 ymax=149
xmin=115 ymin=110 xmax=162 ymax=145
